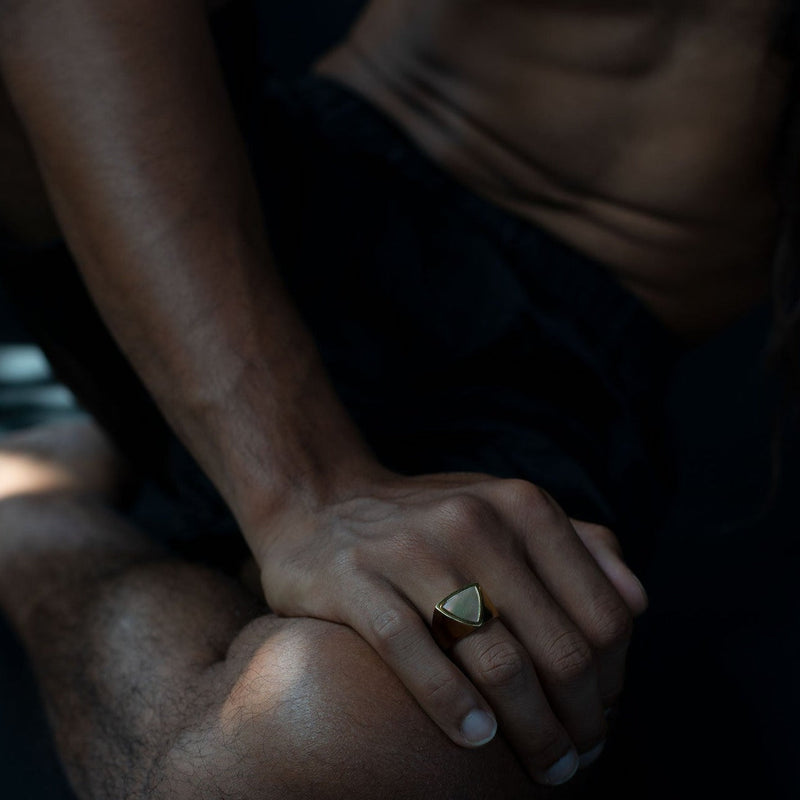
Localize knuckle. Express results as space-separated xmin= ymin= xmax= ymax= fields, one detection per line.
xmin=436 ymin=494 xmax=494 ymax=533
xmin=585 ymin=524 xmax=623 ymax=555
xmin=368 ymin=607 xmax=418 ymax=657
xmin=510 ymin=479 xmax=550 ymax=507
xmin=329 ymin=547 xmax=358 ymax=579
xmin=475 ymin=639 xmax=529 ymax=690
xmin=587 ymin=596 xmax=633 ymax=651
xmin=544 ymin=630 xmax=594 ymax=684
xmin=500 ymin=479 xmax=553 ymax=512
xmin=422 ymin=666 xmax=462 ymax=705
xmin=595 ymin=525 xmax=620 ymax=548
xmin=514 ymin=482 xmax=563 ymax=525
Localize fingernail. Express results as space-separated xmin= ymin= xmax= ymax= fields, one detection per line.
xmin=540 ymin=749 xmax=579 ymax=785
xmin=460 ymin=709 xmax=497 ymax=747
xmin=578 ymin=740 xmax=605 ymax=769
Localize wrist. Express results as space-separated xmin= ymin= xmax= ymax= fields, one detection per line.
xmin=234 ymin=446 xmax=392 ymax=565
xmin=205 ymin=372 xmax=390 ymax=554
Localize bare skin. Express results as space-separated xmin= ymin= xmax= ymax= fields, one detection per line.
xmin=317 ymin=0 xmax=791 ymax=340
xmin=0 ymin=0 xmax=778 ymax=794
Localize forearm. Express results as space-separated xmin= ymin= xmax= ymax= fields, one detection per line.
xmin=0 ymin=0 xmax=376 ymax=540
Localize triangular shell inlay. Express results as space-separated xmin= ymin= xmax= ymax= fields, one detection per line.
xmin=441 ymin=585 xmax=482 ymax=624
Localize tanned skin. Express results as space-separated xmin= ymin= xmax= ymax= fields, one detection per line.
xmin=317 ymin=0 xmax=790 ymax=340
xmin=0 ymin=0 xmax=786 ymax=796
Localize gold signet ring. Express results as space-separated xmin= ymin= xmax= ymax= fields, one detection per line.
xmin=431 ymin=583 xmax=498 ymax=650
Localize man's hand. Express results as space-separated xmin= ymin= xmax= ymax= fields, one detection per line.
xmin=255 ymin=470 xmax=647 ymax=786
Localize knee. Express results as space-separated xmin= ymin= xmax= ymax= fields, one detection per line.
xmin=162 ymin=617 xmax=531 ymax=799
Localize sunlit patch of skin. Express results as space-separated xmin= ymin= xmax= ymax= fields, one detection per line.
xmin=0 ymin=449 xmax=80 ymax=499
xmin=219 ymin=626 xmax=315 ymax=738
xmin=0 ymin=421 xmax=132 ymax=503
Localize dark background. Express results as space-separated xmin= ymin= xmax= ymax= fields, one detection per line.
xmin=0 ymin=289 xmax=80 ymax=799
xmin=2 ymin=2 xmax=800 ymax=797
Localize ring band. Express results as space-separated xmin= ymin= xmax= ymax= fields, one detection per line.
xmin=431 ymin=583 xmax=498 ymax=650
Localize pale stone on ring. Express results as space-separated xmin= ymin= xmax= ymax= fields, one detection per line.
xmin=431 ymin=583 xmax=498 ymax=649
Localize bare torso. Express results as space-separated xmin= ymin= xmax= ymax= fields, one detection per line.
xmin=316 ymin=0 xmax=792 ymax=339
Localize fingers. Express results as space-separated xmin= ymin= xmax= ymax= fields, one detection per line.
xmin=313 ymin=477 xmax=644 ymax=789
xmin=481 ymin=563 xmax=608 ymax=758
xmin=416 ymin=483 xmax=627 ymax=757
xmin=477 ymin=481 xmax=636 ymax=711
xmin=344 ymin=577 xmax=588 ymax=786
xmin=529 ymin=542 xmax=632 ymax=710
xmin=344 ymin=580 xmax=499 ymax=749
xmin=571 ymin=519 xmax=649 ymax=616
xmin=568 ymin=520 xmax=649 ymax=706
xmin=453 ymin=619 xmax=582 ymax=785
xmin=399 ymin=539 xmax=608 ymax=782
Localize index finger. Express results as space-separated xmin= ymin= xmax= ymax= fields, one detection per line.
xmin=342 ymin=577 xmax=499 ymax=749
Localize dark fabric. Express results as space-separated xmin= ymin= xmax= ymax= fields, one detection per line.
xmin=252 ymin=74 xmax=683 ymax=570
